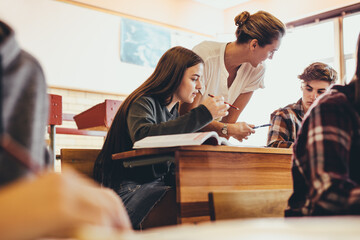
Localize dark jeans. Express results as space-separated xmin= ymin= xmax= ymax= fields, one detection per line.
xmin=117 ymin=178 xmax=173 ymax=229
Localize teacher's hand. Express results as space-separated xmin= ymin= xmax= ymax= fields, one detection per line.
xmin=228 ymin=122 xmax=255 ymax=142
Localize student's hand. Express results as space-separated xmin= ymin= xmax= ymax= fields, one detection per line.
xmin=54 ymin=168 xmax=132 ymax=232
xmin=228 ymin=122 xmax=255 ymax=142
xmin=0 ymin=168 xmax=132 ymax=240
xmin=202 ymin=95 xmax=229 ymax=120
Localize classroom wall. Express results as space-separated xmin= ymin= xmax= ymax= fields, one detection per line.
xmin=0 ymin=0 xmax=220 ymax=95
xmin=0 ymin=0 xmax=153 ymax=95
xmin=68 ymin=0 xmax=223 ymax=37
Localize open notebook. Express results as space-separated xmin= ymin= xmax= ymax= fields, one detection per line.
xmin=133 ymin=131 xmax=231 ymax=149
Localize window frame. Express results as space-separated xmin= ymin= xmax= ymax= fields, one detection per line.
xmin=286 ymin=3 xmax=360 ymax=84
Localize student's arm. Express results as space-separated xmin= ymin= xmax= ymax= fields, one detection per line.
xmin=128 ymin=97 xmax=212 ymax=143
xmin=0 ymin=169 xmax=131 ymax=240
xmin=128 ymin=96 xmax=229 ymax=143
xmin=267 ymin=110 xmax=295 ymax=148
xmin=180 ymin=92 xmax=255 ymax=141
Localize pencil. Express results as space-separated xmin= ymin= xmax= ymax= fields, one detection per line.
xmin=0 ymin=133 xmax=41 ymax=174
xmin=253 ymin=123 xmax=272 ymax=129
xmin=208 ymin=94 xmax=240 ymax=110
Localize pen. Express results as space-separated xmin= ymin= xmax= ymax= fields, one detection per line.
xmin=208 ymin=94 xmax=240 ymax=110
xmin=253 ymin=123 xmax=272 ymax=129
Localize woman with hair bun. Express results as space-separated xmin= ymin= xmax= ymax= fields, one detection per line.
xmin=180 ymin=11 xmax=285 ymax=143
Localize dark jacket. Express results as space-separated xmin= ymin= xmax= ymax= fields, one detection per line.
xmin=0 ymin=20 xmax=49 ymax=186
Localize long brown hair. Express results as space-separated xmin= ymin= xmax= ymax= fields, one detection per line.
xmin=234 ymin=11 xmax=285 ymax=47
xmin=93 ymin=46 xmax=204 ymax=188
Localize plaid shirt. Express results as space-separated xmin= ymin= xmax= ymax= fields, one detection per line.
xmin=286 ymin=83 xmax=360 ymax=216
xmin=267 ymin=98 xmax=304 ymax=148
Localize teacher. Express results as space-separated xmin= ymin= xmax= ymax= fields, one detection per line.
xmin=180 ymin=11 xmax=285 ymax=142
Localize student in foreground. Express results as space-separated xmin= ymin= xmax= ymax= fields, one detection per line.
xmin=286 ymin=33 xmax=360 ymax=216
xmin=0 ymin=20 xmax=131 ymax=239
xmin=267 ymin=62 xmax=337 ymax=148
xmin=0 ymin=169 xmax=131 ymax=240
xmin=179 ymin=11 xmax=285 ymax=142
xmin=93 ymin=46 xmax=229 ymax=229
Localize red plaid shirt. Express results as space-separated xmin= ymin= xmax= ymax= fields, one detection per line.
xmin=286 ymin=83 xmax=360 ymax=216
xmin=267 ymin=98 xmax=304 ymax=148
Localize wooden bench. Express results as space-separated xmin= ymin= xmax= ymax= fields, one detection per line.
xmin=60 ymin=148 xmax=101 ymax=178
xmin=208 ymin=189 xmax=293 ymax=221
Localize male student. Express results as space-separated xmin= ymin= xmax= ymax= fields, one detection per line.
xmin=267 ymin=62 xmax=337 ymax=148
xmin=286 ymin=34 xmax=360 ymax=216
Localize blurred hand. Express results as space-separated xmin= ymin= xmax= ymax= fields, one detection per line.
xmin=202 ymin=95 xmax=229 ymax=120
xmin=0 ymin=168 xmax=132 ymax=240
xmin=60 ymin=168 xmax=131 ymax=230
xmin=228 ymin=122 xmax=255 ymax=142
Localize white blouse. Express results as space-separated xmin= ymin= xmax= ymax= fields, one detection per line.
xmin=193 ymin=41 xmax=265 ymax=105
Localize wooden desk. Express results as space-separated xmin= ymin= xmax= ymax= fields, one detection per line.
xmin=76 ymin=216 xmax=360 ymax=240
xmin=112 ymin=145 xmax=293 ymax=223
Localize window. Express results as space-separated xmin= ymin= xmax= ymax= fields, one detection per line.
xmin=220 ymin=5 xmax=360 ymax=146
xmin=343 ymin=12 xmax=360 ymax=83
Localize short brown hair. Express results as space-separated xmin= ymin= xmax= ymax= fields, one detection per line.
xmin=298 ymin=62 xmax=338 ymax=84
xmin=234 ymin=11 xmax=285 ymax=47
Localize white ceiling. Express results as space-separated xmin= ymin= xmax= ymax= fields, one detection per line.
xmin=192 ymin=0 xmax=251 ymax=9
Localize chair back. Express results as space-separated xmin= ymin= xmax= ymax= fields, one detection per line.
xmin=60 ymin=148 xmax=101 ymax=178
xmin=208 ymin=189 xmax=293 ymax=220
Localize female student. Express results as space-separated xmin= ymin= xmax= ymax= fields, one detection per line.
xmin=286 ymin=33 xmax=360 ymax=216
xmin=93 ymin=46 xmax=229 ymax=229
xmin=180 ymin=11 xmax=286 ymax=142
xmin=267 ymin=62 xmax=337 ymax=148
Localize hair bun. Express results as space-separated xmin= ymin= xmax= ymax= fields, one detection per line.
xmin=235 ymin=11 xmax=250 ymax=27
